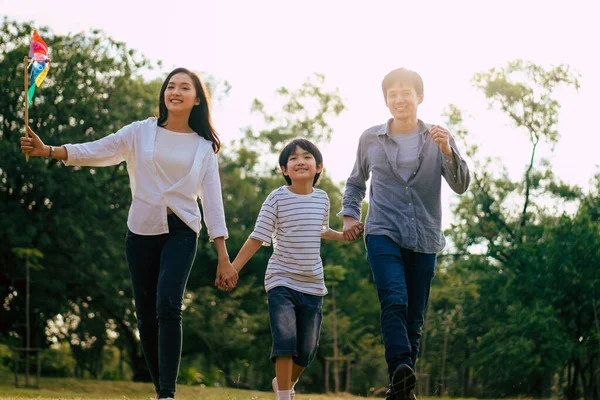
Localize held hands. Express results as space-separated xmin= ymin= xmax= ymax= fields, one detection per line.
xmin=342 ymin=216 xmax=365 ymax=241
xmin=214 ymin=258 xmax=239 ymax=291
xmin=20 ymin=127 xmax=48 ymax=157
xmin=429 ymin=125 xmax=453 ymax=156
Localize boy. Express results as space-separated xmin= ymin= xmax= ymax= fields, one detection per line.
xmin=339 ymin=68 xmax=471 ymax=400
xmin=229 ymin=138 xmax=361 ymax=400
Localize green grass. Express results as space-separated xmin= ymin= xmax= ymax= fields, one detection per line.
xmin=0 ymin=375 xmax=366 ymax=400
xmin=0 ymin=374 xmax=551 ymax=400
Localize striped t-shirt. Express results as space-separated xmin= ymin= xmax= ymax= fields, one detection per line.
xmin=250 ymin=186 xmax=330 ymax=296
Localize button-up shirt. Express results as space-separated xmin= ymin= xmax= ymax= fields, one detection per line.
xmin=338 ymin=119 xmax=470 ymax=253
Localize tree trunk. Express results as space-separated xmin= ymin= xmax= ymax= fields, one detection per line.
xmin=567 ymin=361 xmax=579 ymax=400
xmin=420 ymin=302 xmax=430 ymax=361
xmin=440 ymin=316 xmax=450 ymax=395
xmin=118 ymin=346 xmax=124 ymax=379
xmin=332 ymin=286 xmax=340 ymax=393
xmin=591 ymin=295 xmax=599 ymax=400
xmin=463 ymin=347 xmax=470 ymax=397
xmin=123 ymin=328 xmax=151 ymax=382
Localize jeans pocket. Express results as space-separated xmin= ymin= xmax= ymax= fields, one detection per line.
xmin=366 ymin=235 xmax=389 ymax=256
xmin=304 ymin=293 xmax=324 ymax=311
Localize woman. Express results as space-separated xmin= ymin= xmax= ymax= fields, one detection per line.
xmin=20 ymin=67 xmax=239 ymax=399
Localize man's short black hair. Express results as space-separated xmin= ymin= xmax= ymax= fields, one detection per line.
xmin=278 ymin=138 xmax=323 ymax=186
xmin=382 ymin=68 xmax=424 ymax=98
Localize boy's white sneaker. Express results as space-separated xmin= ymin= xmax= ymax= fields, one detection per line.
xmin=272 ymin=377 xmax=296 ymax=399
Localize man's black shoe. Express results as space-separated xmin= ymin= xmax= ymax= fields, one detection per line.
xmin=391 ymin=364 xmax=416 ymax=400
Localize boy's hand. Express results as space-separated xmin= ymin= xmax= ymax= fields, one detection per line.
xmin=343 ymin=216 xmax=363 ymax=241
xmin=214 ymin=259 xmax=238 ymax=291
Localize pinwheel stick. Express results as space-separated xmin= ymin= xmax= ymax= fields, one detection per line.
xmin=23 ymin=56 xmax=29 ymax=162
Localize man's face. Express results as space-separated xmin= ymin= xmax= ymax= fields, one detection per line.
xmin=385 ymin=83 xmax=423 ymax=121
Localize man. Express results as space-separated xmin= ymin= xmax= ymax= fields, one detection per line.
xmin=338 ymin=68 xmax=470 ymax=400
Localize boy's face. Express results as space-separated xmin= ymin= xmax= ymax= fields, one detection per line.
xmin=281 ymin=146 xmax=323 ymax=184
xmin=385 ymin=83 xmax=423 ymax=121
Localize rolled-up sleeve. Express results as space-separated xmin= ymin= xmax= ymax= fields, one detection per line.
xmin=63 ymin=123 xmax=135 ymax=167
xmin=198 ymin=151 xmax=228 ymax=241
xmin=441 ymin=134 xmax=470 ymax=194
xmin=338 ymin=136 xmax=369 ymax=220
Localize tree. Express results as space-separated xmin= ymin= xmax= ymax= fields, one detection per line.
xmin=424 ymin=60 xmax=599 ymax=399
xmin=0 ymin=18 xmax=160 ymax=380
xmin=323 ymin=264 xmax=346 ymax=393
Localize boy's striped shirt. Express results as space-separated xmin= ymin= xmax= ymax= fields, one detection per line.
xmin=250 ymin=186 xmax=330 ymax=296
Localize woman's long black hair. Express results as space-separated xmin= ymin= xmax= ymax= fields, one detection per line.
xmin=157 ymin=67 xmax=221 ymax=153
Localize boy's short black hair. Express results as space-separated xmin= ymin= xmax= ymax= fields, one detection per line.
xmin=381 ymin=68 xmax=424 ymax=98
xmin=278 ymin=138 xmax=323 ymax=186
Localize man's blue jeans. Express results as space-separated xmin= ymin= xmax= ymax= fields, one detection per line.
xmin=125 ymin=213 xmax=197 ymax=399
xmin=366 ymin=235 xmax=436 ymax=381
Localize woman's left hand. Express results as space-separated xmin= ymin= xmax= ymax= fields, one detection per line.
xmin=214 ymin=259 xmax=238 ymax=291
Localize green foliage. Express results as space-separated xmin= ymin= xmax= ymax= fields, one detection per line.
xmin=0 ymin=18 xmax=158 ymax=380
xmin=243 ymin=73 xmax=346 ymax=153
xmin=323 ymin=264 xmax=346 ymax=287
xmin=0 ymin=344 xmax=14 ymax=376
xmin=422 ymin=60 xmax=598 ymax=399
xmin=472 ymin=60 xmax=580 ymax=147
xmin=40 ymin=344 xmax=76 ymax=377
xmin=3 ymin=17 xmax=596 ymax=399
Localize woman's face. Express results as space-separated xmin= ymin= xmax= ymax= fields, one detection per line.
xmin=163 ymin=72 xmax=199 ymax=115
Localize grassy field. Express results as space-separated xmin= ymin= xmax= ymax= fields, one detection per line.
xmin=0 ymin=375 xmax=368 ymax=400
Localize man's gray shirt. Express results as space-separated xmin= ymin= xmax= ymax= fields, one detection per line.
xmin=390 ymin=124 xmax=423 ymax=181
xmin=338 ymin=120 xmax=470 ymax=253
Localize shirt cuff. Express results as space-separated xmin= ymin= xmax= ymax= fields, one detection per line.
xmin=336 ymin=208 xmax=360 ymax=221
xmin=442 ymin=147 xmax=458 ymax=164
xmin=208 ymin=228 xmax=229 ymax=242
xmin=61 ymin=144 xmax=78 ymax=166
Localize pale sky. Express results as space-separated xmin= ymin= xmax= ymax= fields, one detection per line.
xmin=3 ymin=0 xmax=599 ymax=227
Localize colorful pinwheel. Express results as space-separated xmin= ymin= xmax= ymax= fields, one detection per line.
xmin=24 ymin=31 xmax=51 ymax=162
xmin=27 ymin=31 xmax=50 ymax=106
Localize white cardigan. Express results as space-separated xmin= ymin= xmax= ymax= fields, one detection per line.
xmin=63 ymin=118 xmax=228 ymax=240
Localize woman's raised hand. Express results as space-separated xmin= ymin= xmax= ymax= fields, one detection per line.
xmin=20 ymin=126 xmax=48 ymax=157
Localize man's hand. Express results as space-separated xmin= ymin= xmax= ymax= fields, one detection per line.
xmin=343 ymin=216 xmax=364 ymax=241
xmin=430 ymin=125 xmax=453 ymax=156
xmin=214 ymin=258 xmax=239 ymax=291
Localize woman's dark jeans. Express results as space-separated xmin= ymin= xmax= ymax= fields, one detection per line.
xmin=126 ymin=213 xmax=197 ymax=398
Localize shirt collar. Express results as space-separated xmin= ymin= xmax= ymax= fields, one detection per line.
xmin=378 ymin=119 xmax=429 ymax=136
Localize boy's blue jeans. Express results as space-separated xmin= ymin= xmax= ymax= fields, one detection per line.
xmin=366 ymin=235 xmax=436 ymax=381
xmin=267 ymin=286 xmax=323 ymax=367
xmin=125 ymin=213 xmax=197 ymax=399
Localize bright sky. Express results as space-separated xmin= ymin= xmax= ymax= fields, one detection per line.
xmin=3 ymin=0 xmax=599 ymax=227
